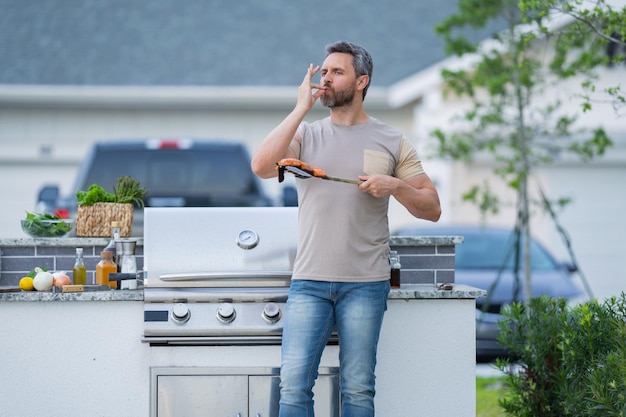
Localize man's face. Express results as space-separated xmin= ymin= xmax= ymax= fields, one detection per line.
xmin=319 ymin=52 xmax=359 ymax=108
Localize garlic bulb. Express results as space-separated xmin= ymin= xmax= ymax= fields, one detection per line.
xmin=33 ymin=267 xmax=54 ymax=291
xmin=52 ymin=271 xmax=71 ymax=286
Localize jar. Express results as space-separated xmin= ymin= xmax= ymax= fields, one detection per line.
xmin=96 ymin=251 xmax=117 ymax=289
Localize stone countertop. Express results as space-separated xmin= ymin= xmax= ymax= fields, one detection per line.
xmin=389 ymin=284 xmax=486 ymax=299
xmin=0 ymin=237 xmax=144 ymax=246
xmin=0 ymin=284 xmax=485 ymax=302
xmin=0 ymin=289 xmax=144 ymax=302
xmin=390 ymin=235 xmax=463 ymax=246
xmin=0 ymin=235 xmax=459 ymax=247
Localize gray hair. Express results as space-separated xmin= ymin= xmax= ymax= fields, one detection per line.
xmin=325 ymin=41 xmax=373 ymax=100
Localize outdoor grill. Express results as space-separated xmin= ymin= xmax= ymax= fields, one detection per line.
xmin=142 ymin=207 xmax=301 ymax=346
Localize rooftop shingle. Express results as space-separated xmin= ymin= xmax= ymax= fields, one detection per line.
xmin=0 ymin=0 xmax=498 ymax=86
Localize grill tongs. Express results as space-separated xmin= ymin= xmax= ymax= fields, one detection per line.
xmin=276 ymin=158 xmax=362 ymax=185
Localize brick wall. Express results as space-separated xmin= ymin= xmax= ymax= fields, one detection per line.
xmin=1 ymin=237 xmax=456 ymax=287
xmin=0 ymin=242 xmax=144 ymax=286
xmin=391 ymin=243 xmax=455 ymax=285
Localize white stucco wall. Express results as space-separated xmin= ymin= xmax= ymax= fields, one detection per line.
xmin=0 ymin=296 xmax=476 ymax=417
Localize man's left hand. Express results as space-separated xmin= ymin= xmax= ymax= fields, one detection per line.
xmin=357 ymin=174 xmax=398 ymax=198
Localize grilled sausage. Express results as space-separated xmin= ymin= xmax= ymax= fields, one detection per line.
xmin=277 ymin=158 xmax=327 ymax=179
xmin=311 ymin=167 xmax=327 ymax=178
xmin=277 ymin=158 xmax=304 ymax=168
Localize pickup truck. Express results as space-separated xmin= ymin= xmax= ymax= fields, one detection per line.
xmin=36 ymin=139 xmax=286 ymax=236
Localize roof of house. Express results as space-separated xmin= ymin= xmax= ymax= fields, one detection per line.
xmin=0 ymin=0 xmax=500 ymax=87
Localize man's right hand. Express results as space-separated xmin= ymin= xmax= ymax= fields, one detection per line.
xmin=296 ymin=64 xmax=327 ymax=113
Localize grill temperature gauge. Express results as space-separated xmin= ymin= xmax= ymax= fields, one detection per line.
xmin=236 ymin=229 xmax=260 ymax=250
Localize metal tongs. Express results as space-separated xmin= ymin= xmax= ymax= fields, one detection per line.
xmin=277 ymin=163 xmax=362 ymax=185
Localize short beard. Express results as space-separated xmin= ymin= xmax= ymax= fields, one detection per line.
xmin=320 ymin=85 xmax=356 ymax=108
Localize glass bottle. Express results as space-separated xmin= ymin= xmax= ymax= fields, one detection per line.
xmin=390 ymin=250 xmax=401 ymax=288
xmin=103 ymin=221 xmax=121 ymax=268
xmin=96 ymin=251 xmax=118 ymax=289
xmin=72 ymin=247 xmax=87 ymax=285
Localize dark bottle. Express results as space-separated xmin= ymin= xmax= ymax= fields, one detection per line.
xmin=390 ymin=250 xmax=401 ymax=288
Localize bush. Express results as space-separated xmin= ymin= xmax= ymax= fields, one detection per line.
xmin=496 ymin=294 xmax=626 ymax=417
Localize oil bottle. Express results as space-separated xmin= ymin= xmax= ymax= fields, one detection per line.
xmin=72 ymin=247 xmax=87 ymax=285
xmin=96 ymin=251 xmax=117 ymax=289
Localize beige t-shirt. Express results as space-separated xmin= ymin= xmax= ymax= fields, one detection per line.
xmin=289 ymin=116 xmax=424 ymax=282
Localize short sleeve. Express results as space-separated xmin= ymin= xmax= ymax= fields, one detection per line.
xmin=394 ymin=136 xmax=425 ymax=180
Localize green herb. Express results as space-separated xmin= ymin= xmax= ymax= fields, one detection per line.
xmin=76 ymin=176 xmax=146 ymax=207
xmin=22 ymin=212 xmax=71 ymax=237
xmin=76 ymin=184 xmax=115 ymax=206
xmin=113 ymin=176 xmax=147 ymax=207
xmin=26 ymin=266 xmax=47 ymax=278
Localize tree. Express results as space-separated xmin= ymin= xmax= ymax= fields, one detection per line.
xmin=432 ymin=0 xmax=625 ymax=305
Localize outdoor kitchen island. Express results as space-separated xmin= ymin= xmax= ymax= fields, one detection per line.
xmin=0 ymin=220 xmax=485 ymax=417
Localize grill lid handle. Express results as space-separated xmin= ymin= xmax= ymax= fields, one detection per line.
xmin=158 ymin=270 xmax=292 ymax=281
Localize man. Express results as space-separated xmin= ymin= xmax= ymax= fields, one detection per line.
xmin=251 ymin=41 xmax=441 ymax=417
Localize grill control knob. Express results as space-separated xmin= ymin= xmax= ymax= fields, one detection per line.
xmin=262 ymin=302 xmax=282 ymax=323
xmin=171 ymin=303 xmax=190 ymax=324
xmin=216 ymin=303 xmax=236 ymax=323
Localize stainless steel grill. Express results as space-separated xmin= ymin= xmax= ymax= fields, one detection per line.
xmin=142 ymin=207 xmax=299 ymax=346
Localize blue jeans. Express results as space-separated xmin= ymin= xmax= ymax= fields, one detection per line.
xmin=279 ymin=279 xmax=390 ymax=417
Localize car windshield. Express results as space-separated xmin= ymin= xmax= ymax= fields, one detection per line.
xmin=456 ymin=232 xmax=557 ymax=271
xmin=82 ymin=148 xmax=256 ymax=197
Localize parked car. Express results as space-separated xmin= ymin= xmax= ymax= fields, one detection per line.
xmin=392 ymin=225 xmax=585 ymax=361
xmin=36 ymin=139 xmax=277 ymax=236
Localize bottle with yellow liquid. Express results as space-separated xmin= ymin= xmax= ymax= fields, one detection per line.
xmin=96 ymin=251 xmax=117 ymax=289
xmin=72 ymin=247 xmax=87 ymax=285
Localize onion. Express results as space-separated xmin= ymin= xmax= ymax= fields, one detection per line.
xmin=52 ymin=271 xmax=71 ymax=286
xmin=33 ymin=267 xmax=54 ymax=291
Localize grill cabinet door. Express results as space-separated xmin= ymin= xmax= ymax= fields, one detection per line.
xmin=152 ymin=367 xmax=339 ymax=417
xmin=156 ymin=374 xmax=248 ymax=417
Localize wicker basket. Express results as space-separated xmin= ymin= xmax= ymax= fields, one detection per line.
xmin=76 ymin=203 xmax=134 ymax=237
